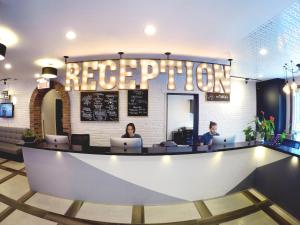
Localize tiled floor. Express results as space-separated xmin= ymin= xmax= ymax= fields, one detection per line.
xmin=204 ymin=192 xmax=253 ymax=215
xmin=0 ymin=175 xmax=30 ymax=200
xmin=76 ymin=202 xmax=132 ymax=223
xmin=0 ymin=158 xmax=299 ymax=225
xmin=1 ymin=210 xmax=57 ymax=225
xmin=249 ymin=188 xmax=267 ymax=201
xmin=0 ymin=168 xmax=11 ymax=180
xmin=0 ymin=158 xmax=7 ymax=163
xmin=25 ymin=192 xmax=73 ymax=214
xmin=270 ymin=205 xmax=300 ymax=225
xmin=144 ymin=202 xmax=201 ymax=223
xmin=221 ymin=211 xmax=278 ymax=225
xmin=0 ymin=202 xmax=9 ymax=214
xmin=2 ymin=161 xmax=25 ymax=170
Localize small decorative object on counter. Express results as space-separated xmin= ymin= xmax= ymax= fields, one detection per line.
xmin=23 ymin=129 xmax=36 ymax=143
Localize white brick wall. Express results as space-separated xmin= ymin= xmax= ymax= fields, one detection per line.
xmin=0 ymin=80 xmax=35 ymax=128
xmin=0 ymin=76 xmax=256 ymax=147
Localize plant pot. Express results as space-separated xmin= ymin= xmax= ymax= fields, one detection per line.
xmin=23 ymin=137 xmax=36 ymax=143
xmin=256 ymin=132 xmax=265 ymax=142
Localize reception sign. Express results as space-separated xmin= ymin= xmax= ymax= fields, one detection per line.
xmin=65 ymin=58 xmax=231 ymax=93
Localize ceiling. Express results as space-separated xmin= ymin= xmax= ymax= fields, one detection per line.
xmin=234 ymin=0 xmax=300 ymax=79
xmin=0 ymin=0 xmax=295 ymax=81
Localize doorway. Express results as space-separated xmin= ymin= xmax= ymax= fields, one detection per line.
xmin=30 ymin=80 xmax=71 ymax=138
xmin=166 ymin=93 xmax=199 ymax=145
xmin=41 ymin=89 xmax=63 ymax=137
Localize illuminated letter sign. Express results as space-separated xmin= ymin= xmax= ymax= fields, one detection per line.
xmin=65 ymin=58 xmax=231 ymax=93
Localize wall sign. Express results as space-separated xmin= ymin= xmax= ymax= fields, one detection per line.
xmin=37 ymin=79 xmax=50 ymax=89
xmin=128 ymin=90 xmax=148 ymax=116
xmin=65 ymin=58 xmax=231 ymax=93
xmin=0 ymin=91 xmax=10 ymax=100
xmin=80 ymin=92 xmax=119 ymax=121
xmin=206 ymin=92 xmax=230 ymax=102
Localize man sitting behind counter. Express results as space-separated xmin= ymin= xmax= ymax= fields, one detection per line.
xmin=200 ymin=121 xmax=219 ymax=145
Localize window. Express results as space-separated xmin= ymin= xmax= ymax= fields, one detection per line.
xmin=293 ymin=89 xmax=300 ymax=134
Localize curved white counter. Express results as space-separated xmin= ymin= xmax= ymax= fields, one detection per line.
xmin=22 ymin=145 xmax=290 ymax=205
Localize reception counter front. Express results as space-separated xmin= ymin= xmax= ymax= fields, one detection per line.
xmin=22 ymin=142 xmax=300 ymax=208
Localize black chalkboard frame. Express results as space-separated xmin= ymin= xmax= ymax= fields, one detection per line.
xmin=80 ymin=91 xmax=119 ymax=121
xmin=127 ymin=89 xmax=148 ymax=117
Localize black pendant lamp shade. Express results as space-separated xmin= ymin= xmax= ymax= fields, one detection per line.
xmin=0 ymin=43 xmax=6 ymax=61
xmin=42 ymin=66 xmax=57 ymax=79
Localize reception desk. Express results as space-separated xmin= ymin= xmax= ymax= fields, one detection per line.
xmin=21 ymin=142 xmax=300 ymax=207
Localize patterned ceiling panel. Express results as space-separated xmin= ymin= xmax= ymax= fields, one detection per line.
xmin=233 ymin=0 xmax=300 ymax=79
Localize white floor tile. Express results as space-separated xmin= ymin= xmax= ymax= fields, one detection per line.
xmin=0 ymin=158 xmax=7 ymax=163
xmin=0 ymin=168 xmax=12 ymax=180
xmin=204 ymin=193 xmax=253 ymax=215
xmin=270 ymin=205 xmax=300 ymax=225
xmin=76 ymin=202 xmax=132 ymax=224
xmin=1 ymin=210 xmax=56 ymax=225
xmin=221 ymin=211 xmax=278 ymax=225
xmin=145 ymin=202 xmax=201 ymax=223
xmin=25 ymin=192 xmax=73 ymax=214
xmin=2 ymin=161 xmax=25 ymax=170
xmin=0 ymin=175 xmax=30 ymax=200
xmin=0 ymin=202 xmax=9 ymax=213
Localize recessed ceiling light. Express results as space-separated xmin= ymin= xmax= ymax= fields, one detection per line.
xmin=35 ymin=58 xmax=64 ymax=68
xmin=66 ymin=31 xmax=76 ymax=40
xmin=259 ymin=48 xmax=268 ymax=56
xmin=4 ymin=63 xmax=11 ymax=70
xmin=144 ymin=24 xmax=156 ymax=36
xmin=0 ymin=26 xmax=19 ymax=47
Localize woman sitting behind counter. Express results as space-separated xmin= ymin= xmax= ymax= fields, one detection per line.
xmin=200 ymin=121 xmax=220 ymax=145
xmin=121 ymin=123 xmax=142 ymax=139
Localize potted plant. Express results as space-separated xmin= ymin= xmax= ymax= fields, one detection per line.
xmin=23 ymin=129 xmax=36 ymax=143
xmin=256 ymin=111 xmax=275 ymax=142
xmin=243 ymin=126 xmax=256 ymax=142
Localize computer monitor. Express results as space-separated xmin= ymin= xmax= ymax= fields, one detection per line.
xmin=0 ymin=103 xmax=14 ymax=118
xmin=212 ymin=135 xmax=236 ymax=145
xmin=110 ymin=137 xmax=142 ymax=148
xmin=45 ymin=135 xmax=69 ymax=144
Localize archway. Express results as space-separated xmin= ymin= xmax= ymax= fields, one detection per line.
xmin=29 ymin=81 xmax=71 ymax=138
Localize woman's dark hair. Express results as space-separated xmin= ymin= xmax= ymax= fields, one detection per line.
xmin=125 ymin=123 xmax=136 ymax=137
xmin=209 ymin=121 xmax=217 ymax=129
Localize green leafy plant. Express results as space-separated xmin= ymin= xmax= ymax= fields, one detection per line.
xmin=279 ymin=132 xmax=286 ymax=143
xmin=243 ymin=126 xmax=256 ymax=141
xmin=23 ymin=129 xmax=36 ymax=142
xmin=256 ymin=111 xmax=275 ymax=141
xmin=23 ymin=129 xmax=36 ymax=138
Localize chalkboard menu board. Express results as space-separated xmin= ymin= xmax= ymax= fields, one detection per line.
xmin=128 ymin=90 xmax=148 ymax=116
xmin=81 ymin=92 xmax=119 ymax=121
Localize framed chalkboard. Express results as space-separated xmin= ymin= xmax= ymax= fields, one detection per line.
xmin=128 ymin=90 xmax=148 ymax=116
xmin=80 ymin=92 xmax=119 ymax=121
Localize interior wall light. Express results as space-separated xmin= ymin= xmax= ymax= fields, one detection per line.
xmin=42 ymin=66 xmax=58 ymax=79
xmin=283 ymin=60 xmax=299 ymax=94
xmin=0 ymin=43 xmax=6 ymax=60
